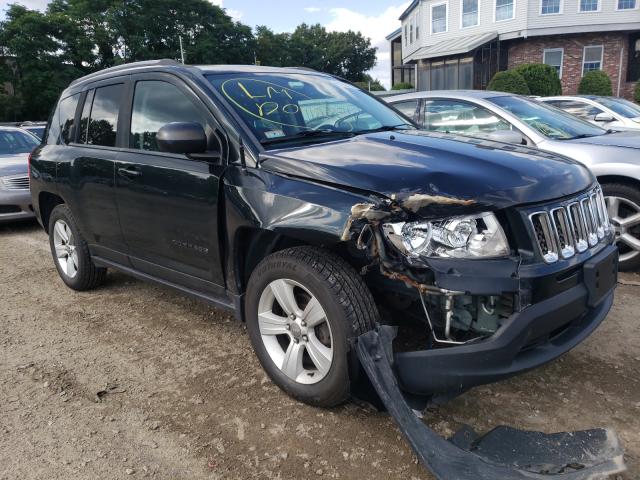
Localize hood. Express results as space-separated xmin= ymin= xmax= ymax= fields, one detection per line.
xmin=0 ymin=153 xmax=29 ymax=177
xmin=260 ymin=131 xmax=593 ymax=215
xmin=570 ymin=130 xmax=640 ymax=148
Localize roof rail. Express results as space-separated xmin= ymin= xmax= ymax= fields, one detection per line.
xmin=69 ymin=59 xmax=182 ymax=86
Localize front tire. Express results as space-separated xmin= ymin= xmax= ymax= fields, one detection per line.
xmin=245 ymin=246 xmax=379 ymax=407
xmin=48 ymin=204 xmax=107 ymax=291
xmin=602 ymin=183 xmax=640 ymax=271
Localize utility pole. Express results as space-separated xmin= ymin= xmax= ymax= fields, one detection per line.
xmin=179 ymin=36 xmax=185 ymax=64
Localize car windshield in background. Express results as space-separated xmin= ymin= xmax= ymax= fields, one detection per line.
xmin=207 ymin=73 xmax=412 ymax=148
xmin=0 ymin=130 xmax=39 ymax=155
xmin=489 ymin=96 xmax=606 ymax=140
xmin=595 ymin=97 xmax=640 ymax=120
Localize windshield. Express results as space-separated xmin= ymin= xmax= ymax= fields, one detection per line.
xmin=489 ymin=95 xmax=606 ymax=140
xmin=207 ymin=73 xmax=412 ymax=148
xmin=0 ymin=130 xmax=39 ymax=155
xmin=595 ymin=97 xmax=640 ymax=119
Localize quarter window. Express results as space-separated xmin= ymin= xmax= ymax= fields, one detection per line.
xmin=130 ymin=80 xmax=208 ymax=152
xmin=392 ymin=100 xmax=419 ymax=119
xmin=495 ymin=0 xmax=514 ymax=21
xmin=431 ymin=3 xmax=447 ymax=33
xmin=462 ymin=0 xmax=479 ymax=27
xmin=541 ymin=0 xmax=561 ymax=14
xmin=617 ymin=0 xmax=636 ymax=8
xmin=47 ymin=93 xmax=79 ymax=145
xmin=423 ymin=99 xmax=512 ymax=138
xmin=543 ymin=49 xmax=564 ymax=78
xmin=582 ymin=46 xmax=603 ymax=75
xmin=579 ymin=0 xmax=599 ymax=11
xmin=86 ymin=84 xmax=123 ymax=147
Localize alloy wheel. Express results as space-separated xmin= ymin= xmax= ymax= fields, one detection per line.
xmin=606 ymin=195 xmax=640 ymax=264
xmin=257 ymin=278 xmax=334 ymax=385
xmin=53 ymin=219 xmax=79 ymax=278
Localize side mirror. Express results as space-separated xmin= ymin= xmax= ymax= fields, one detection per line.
xmin=487 ymin=130 xmax=525 ymax=145
xmin=157 ymin=122 xmax=207 ymax=155
xmin=594 ymin=112 xmax=614 ymax=123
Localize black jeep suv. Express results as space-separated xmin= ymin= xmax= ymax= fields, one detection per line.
xmin=30 ymin=60 xmax=617 ymax=407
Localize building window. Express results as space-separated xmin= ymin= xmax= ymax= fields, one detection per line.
xmin=541 ymin=0 xmax=561 ymax=14
xmin=410 ymin=19 xmax=414 ymax=43
xmin=543 ymin=48 xmax=564 ymax=78
xmin=462 ymin=0 xmax=479 ymax=27
xmin=404 ymin=25 xmax=408 ymax=46
xmin=415 ymin=15 xmax=420 ymax=39
xmin=495 ymin=0 xmax=515 ymax=21
xmin=617 ymin=0 xmax=636 ymax=9
xmin=579 ymin=0 xmax=599 ymax=11
xmin=431 ymin=3 xmax=448 ymax=33
xmin=582 ymin=46 xmax=603 ymax=75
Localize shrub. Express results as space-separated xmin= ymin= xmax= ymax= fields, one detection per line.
xmin=392 ymin=82 xmax=414 ymax=91
xmin=578 ymin=70 xmax=613 ymax=96
xmin=634 ymin=82 xmax=640 ymax=104
xmin=513 ymin=63 xmax=562 ymax=96
xmin=487 ymin=70 xmax=531 ymax=95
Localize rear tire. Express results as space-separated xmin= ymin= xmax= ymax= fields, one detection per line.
xmin=245 ymin=246 xmax=379 ymax=407
xmin=601 ymin=183 xmax=640 ymax=271
xmin=48 ymin=204 xmax=107 ymax=291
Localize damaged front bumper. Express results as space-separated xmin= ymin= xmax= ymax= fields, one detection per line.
xmin=395 ymin=245 xmax=618 ymax=396
xmin=356 ymin=326 xmax=626 ymax=479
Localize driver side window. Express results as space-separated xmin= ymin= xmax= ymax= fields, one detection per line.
xmin=130 ymin=80 xmax=210 ymax=152
xmin=423 ymin=99 xmax=511 ymax=138
xmin=545 ymin=100 xmax=603 ymax=121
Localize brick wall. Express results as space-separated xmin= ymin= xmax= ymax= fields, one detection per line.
xmin=507 ymin=32 xmax=637 ymax=100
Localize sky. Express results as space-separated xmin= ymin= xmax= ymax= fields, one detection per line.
xmin=0 ymin=0 xmax=410 ymax=88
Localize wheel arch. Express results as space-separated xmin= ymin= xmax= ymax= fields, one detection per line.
xmin=38 ymin=191 xmax=65 ymax=233
xmin=597 ymin=175 xmax=640 ymax=190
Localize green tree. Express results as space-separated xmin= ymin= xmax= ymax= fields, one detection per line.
xmin=634 ymin=82 xmax=640 ymax=104
xmin=513 ymin=63 xmax=562 ymax=96
xmin=355 ymin=74 xmax=385 ymax=91
xmin=392 ymin=82 xmax=414 ymax=91
xmin=578 ymin=70 xmax=613 ymax=96
xmin=487 ymin=70 xmax=531 ymax=95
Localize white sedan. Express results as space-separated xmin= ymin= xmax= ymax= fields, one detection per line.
xmin=541 ymin=95 xmax=640 ymax=132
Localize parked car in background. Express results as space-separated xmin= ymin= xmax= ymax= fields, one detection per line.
xmin=0 ymin=126 xmax=38 ymax=222
xmin=386 ymin=91 xmax=640 ymax=270
xmin=20 ymin=121 xmax=47 ymax=140
xmin=29 ymin=61 xmax=617 ymax=411
xmin=541 ymin=96 xmax=640 ymax=132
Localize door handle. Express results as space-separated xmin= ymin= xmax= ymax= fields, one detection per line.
xmin=118 ymin=166 xmax=142 ymax=178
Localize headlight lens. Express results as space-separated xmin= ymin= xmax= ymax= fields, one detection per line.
xmin=383 ymin=212 xmax=510 ymax=259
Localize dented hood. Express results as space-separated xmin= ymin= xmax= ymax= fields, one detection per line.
xmin=260 ymin=130 xmax=594 ymax=212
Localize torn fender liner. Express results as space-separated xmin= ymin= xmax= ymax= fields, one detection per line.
xmin=356 ymin=327 xmax=626 ymax=480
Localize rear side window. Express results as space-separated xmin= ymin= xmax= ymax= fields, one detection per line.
xmin=130 ymin=80 xmax=208 ymax=152
xmin=86 ymin=84 xmax=123 ymax=147
xmin=46 ymin=93 xmax=80 ymax=145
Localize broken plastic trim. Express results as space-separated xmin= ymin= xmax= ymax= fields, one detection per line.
xmin=356 ymin=326 xmax=626 ymax=480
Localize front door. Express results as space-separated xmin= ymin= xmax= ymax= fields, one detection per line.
xmin=115 ymin=73 xmax=227 ymax=293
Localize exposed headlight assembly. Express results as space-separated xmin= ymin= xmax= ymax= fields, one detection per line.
xmin=383 ymin=212 xmax=510 ymax=260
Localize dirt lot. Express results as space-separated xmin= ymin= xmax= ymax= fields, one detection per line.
xmin=1 ymin=221 xmax=639 ymax=480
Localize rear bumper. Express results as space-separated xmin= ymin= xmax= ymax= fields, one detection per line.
xmin=0 ymin=189 xmax=34 ymax=222
xmin=394 ymin=245 xmax=617 ymax=396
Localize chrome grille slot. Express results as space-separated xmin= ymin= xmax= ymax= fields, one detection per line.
xmin=530 ymin=212 xmax=559 ymax=263
xmin=568 ymin=202 xmax=589 ymax=253
xmin=527 ymin=187 xmax=611 ymax=264
xmin=551 ymin=208 xmax=575 ymax=259
xmin=581 ymin=198 xmax=599 ymax=247
xmin=2 ymin=175 xmax=30 ymax=190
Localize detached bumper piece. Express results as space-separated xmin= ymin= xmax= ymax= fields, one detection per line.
xmin=356 ymin=327 xmax=626 ymax=480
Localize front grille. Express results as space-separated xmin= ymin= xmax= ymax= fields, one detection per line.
xmin=1 ymin=175 xmax=29 ymax=190
xmin=528 ymin=186 xmax=610 ymax=264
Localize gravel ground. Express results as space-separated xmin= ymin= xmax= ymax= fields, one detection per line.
xmin=1 ymin=221 xmax=639 ymax=480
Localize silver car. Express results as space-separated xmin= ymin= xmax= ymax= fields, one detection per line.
xmin=387 ymin=91 xmax=640 ymax=270
xmin=541 ymin=95 xmax=640 ymax=132
xmin=0 ymin=127 xmax=39 ymax=222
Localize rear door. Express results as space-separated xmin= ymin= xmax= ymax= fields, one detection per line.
xmin=57 ymin=79 xmax=129 ymax=263
xmin=115 ymin=72 xmax=227 ymax=292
